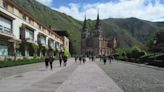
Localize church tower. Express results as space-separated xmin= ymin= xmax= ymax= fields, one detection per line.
xmin=81 ymin=14 xmax=89 ymax=55
xmin=93 ymin=10 xmax=102 ymax=38
xmin=81 ymin=15 xmax=89 ymax=39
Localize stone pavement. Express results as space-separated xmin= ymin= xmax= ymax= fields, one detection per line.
xmin=97 ymin=60 xmax=164 ymax=92
xmin=55 ymin=62 xmax=123 ymax=92
xmin=0 ymin=62 xmax=44 ymax=79
xmin=0 ymin=59 xmax=123 ymax=92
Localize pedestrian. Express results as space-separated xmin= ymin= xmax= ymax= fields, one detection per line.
xmin=44 ymin=56 xmax=49 ymax=69
xmin=79 ymin=55 xmax=82 ymax=64
xmin=100 ymin=55 xmax=102 ymax=62
xmin=103 ymin=55 xmax=107 ymax=65
xmin=75 ymin=55 xmax=78 ymax=63
xmin=108 ymin=55 xmax=112 ymax=64
xmin=89 ymin=55 xmax=91 ymax=61
xmin=49 ymin=56 xmax=54 ymax=70
xmin=59 ymin=51 xmax=63 ymax=67
xmin=93 ymin=56 xmax=96 ymax=62
xmin=63 ymin=55 xmax=68 ymax=67
xmin=91 ymin=55 xmax=96 ymax=62
xmin=82 ymin=56 xmax=86 ymax=64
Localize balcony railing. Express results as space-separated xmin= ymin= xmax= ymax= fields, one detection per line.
xmin=0 ymin=28 xmax=14 ymax=37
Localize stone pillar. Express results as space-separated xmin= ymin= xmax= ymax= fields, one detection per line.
xmin=13 ymin=41 xmax=16 ymax=60
xmin=0 ymin=0 xmax=3 ymax=7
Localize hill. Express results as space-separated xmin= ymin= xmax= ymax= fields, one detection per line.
xmin=101 ymin=18 xmax=163 ymax=48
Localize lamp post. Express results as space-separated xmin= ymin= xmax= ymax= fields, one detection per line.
xmin=153 ymin=39 xmax=157 ymax=60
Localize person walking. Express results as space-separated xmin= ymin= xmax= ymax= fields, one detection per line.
xmin=89 ymin=55 xmax=91 ymax=61
xmin=44 ymin=56 xmax=49 ymax=69
xmin=103 ymin=55 xmax=107 ymax=65
xmin=59 ymin=51 xmax=64 ymax=67
xmin=108 ymin=55 xmax=112 ymax=64
xmin=79 ymin=55 xmax=82 ymax=64
xmin=75 ymin=55 xmax=78 ymax=63
xmin=49 ymin=56 xmax=54 ymax=70
xmin=91 ymin=55 xmax=94 ymax=62
xmin=63 ymin=55 xmax=68 ymax=67
xmin=100 ymin=55 xmax=102 ymax=62
xmin=82 ymin=55 xmax=86 ymax=64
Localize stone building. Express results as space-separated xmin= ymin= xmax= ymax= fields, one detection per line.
xmin=81 ymin=13 xmax=117 ymax=56
xmin=0 ymin=0 xmax=69 ymax=59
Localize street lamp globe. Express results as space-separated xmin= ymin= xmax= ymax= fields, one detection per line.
xmin=153 ymin=39 xmax=157 ymax=45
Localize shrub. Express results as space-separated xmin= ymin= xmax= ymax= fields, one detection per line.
xmin=126 ymin=47 xmax=146 ymax=60
xmin=114 ymin=47 xmax=147 ymax=62
xmin=64 ymin=48 xmax=71 ymax=57
xmin=0 ymin=58 xmax=44 ymax=68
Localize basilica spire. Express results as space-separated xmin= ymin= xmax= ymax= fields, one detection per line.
xmin=95 ymin=9 xmax=100 ymax=30
xmin=82 ymin=14 xmax=87 ymax=31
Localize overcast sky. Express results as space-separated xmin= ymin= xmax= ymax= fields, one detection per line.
xmin=36 ymin=0 xmax=164 ymax=22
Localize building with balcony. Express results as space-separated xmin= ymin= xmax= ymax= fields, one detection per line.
xmin=0 ymin=0 xmax=69 ymax=59
xmin=54 ymin=30 xmax=69 ymax=51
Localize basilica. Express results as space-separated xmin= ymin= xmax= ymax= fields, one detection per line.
xmin=81 ymin=12 xmax=117 ymax=56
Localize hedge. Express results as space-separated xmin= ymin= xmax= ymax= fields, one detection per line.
xmin=0 ymin=58 xmax=44 ymax=68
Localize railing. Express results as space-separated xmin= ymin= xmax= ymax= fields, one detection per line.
xmin=0 ymin=29 xmax=14 ymax=37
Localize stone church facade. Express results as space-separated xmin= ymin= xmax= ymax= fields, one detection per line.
xmin=81 ymin=13 xmax=117 ymax=56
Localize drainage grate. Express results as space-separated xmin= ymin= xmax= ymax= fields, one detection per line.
xmin=52 ymin=82 xmax=63 ymax=84
xmin=14 ymin=75 xmax=24 ymax=78
xmin=38 ymin=69 xmax=46 ymax=71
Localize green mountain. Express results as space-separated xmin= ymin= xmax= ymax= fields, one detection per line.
xmin=14 ymin=0 xmax=164 ymax=54
xmin=85 ymin=18 xmax=164 ymax=48
xmin=101 ymin=18 xmax=163 ymax=47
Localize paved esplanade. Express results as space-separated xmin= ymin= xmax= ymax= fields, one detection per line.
xmin=55 ymin=62 xmax=123 ymax=92
xmin=97 ymin=60 xmax=164 ymax=92
xmin=0 ymin=59 xmax=123 ymax=92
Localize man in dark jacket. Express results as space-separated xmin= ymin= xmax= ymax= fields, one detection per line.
xmin=103 ymin=55 xmax=107 ymax=65
xmin=45 ymin=56 xmax=49 ymax=69
xmin=49 ymin=56 xmax=54 ymax=70
xmin=59 ymin=51 xmax=64 ymax=67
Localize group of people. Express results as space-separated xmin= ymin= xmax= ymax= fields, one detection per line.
xmin=44 ymin=51 xmax=68 ymax=70
xmin=74 ymin=55 xmax=114 ymax=64
xmin=74 ymin=54 xmax=114 ymax=65
xmin=74 ymin=55 xmax=87 ymax=64
xmin=59 ymin=51 xmax=68 ymax=67
xmin=100 ymin=55 xmax=114 ymax=65
xmin=45 ymin=53 xmax=114 ymax=70
xmin=88 ymin=55 xmax=96 ymax=62
xmin=45 ymin=56 xmax=54 ymax=70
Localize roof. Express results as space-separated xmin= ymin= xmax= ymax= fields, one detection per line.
xmin=53 ymin=30 xmax=69 ymax=37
